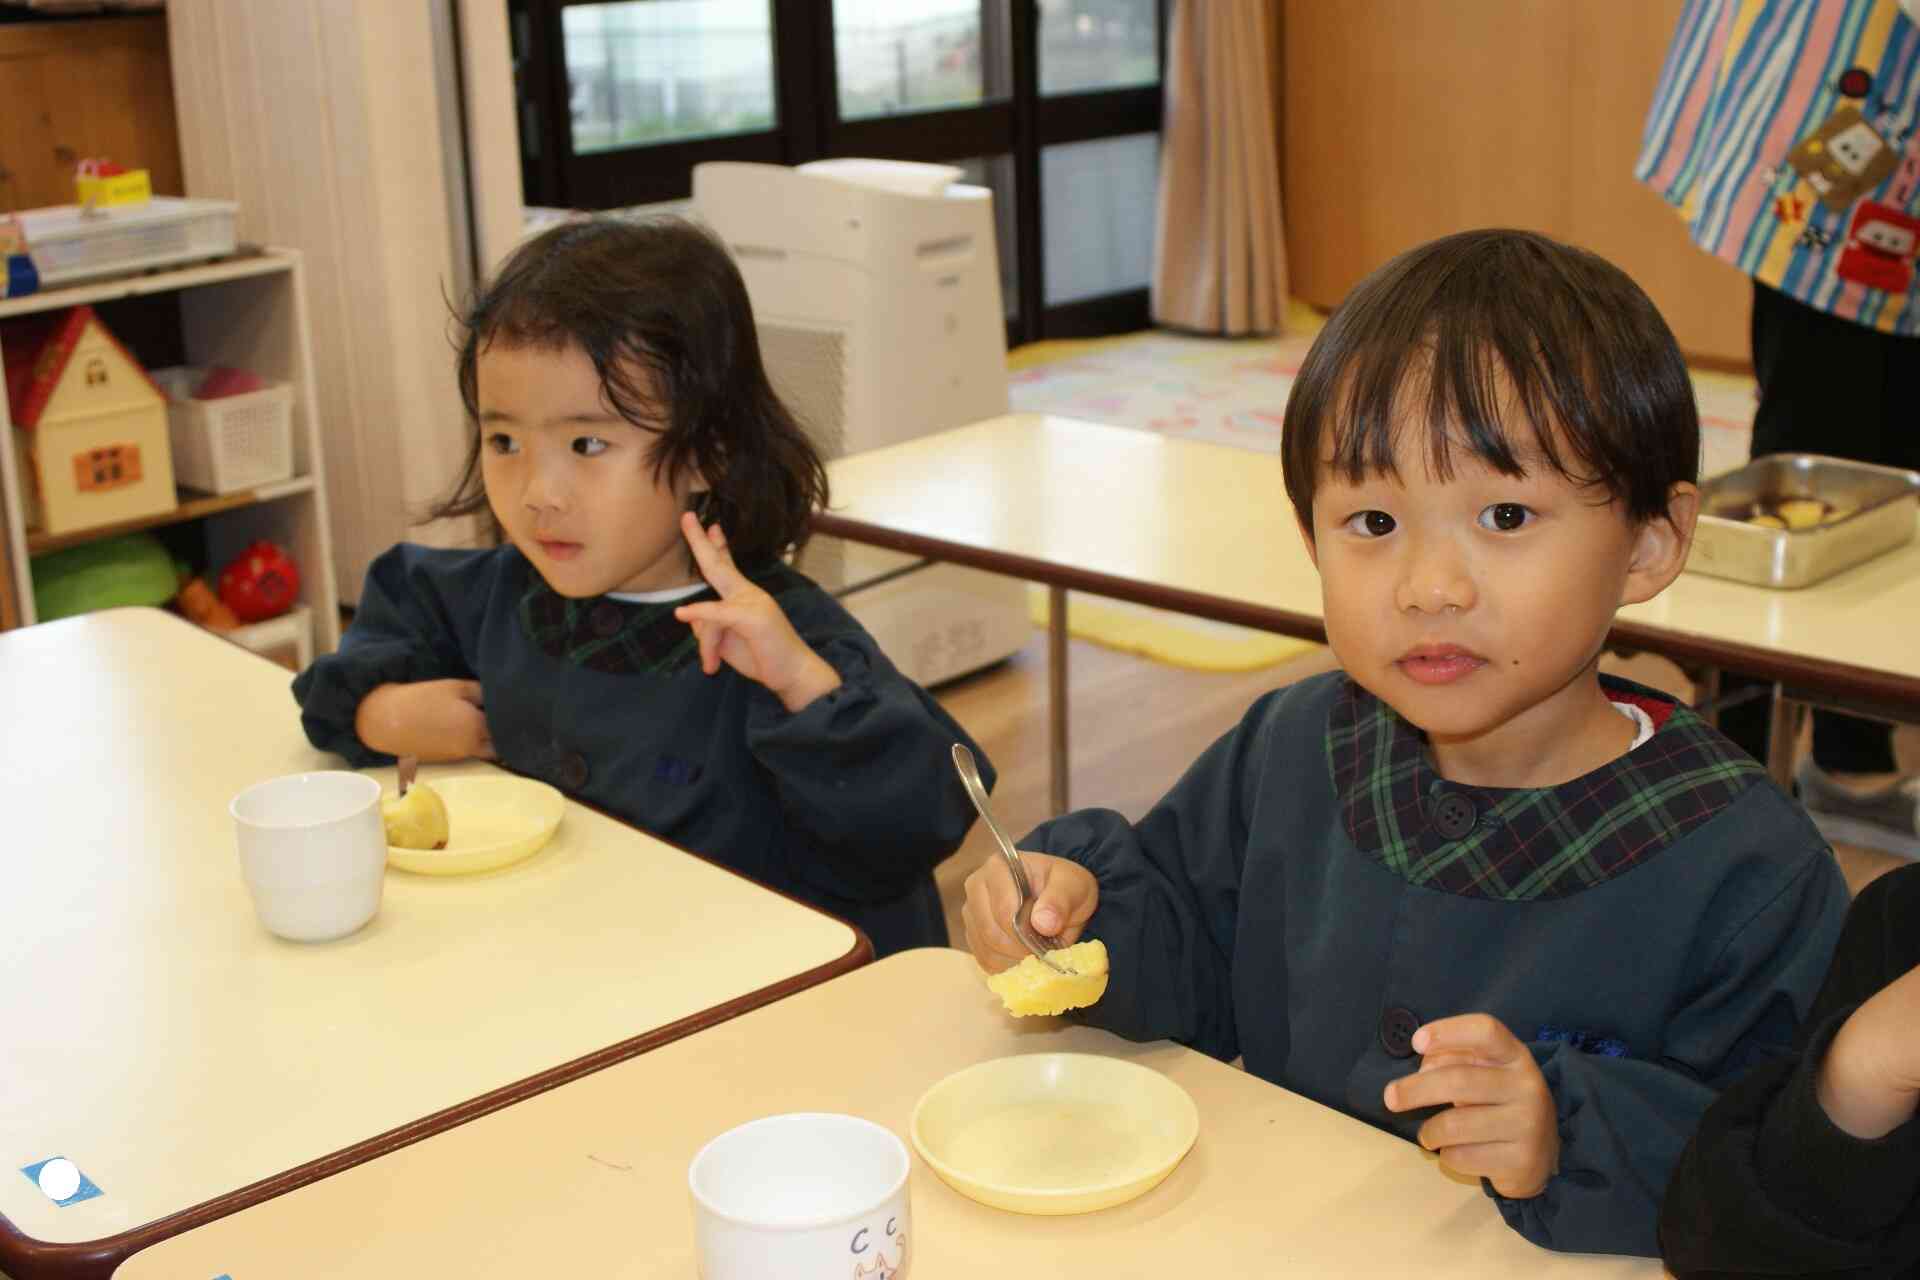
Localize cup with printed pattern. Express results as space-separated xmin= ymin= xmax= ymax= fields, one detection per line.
xmin=689 ymin=1112 xmax=911 ymax=1279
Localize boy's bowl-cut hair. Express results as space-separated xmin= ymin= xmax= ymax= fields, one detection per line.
xmin=435 ymin=215 xmax=829 ymax=567
xmin=1281 ymin=228 xmax=1698 ymax=531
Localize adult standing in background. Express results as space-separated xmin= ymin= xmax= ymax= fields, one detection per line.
xmin=1639 ymin=0 xmax=1920 ymax=859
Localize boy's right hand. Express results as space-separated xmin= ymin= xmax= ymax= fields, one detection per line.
xmin=354 ymin=680 xmax=495 ymax=764
xmin=961 ymin=850 xmax=1098 ymax=974
xmin=1818 ymin=960 xmax=1920 ymax=1139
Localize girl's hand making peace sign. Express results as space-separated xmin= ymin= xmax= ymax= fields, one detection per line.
xmin=674 ymin=512 xmax=843 ymax=713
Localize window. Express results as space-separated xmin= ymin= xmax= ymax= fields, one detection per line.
xmin=1039 ymin=0 xmax=1157 ymax=96
xmin=560 ymin=1 xmax=776 ymax=152
xmin=1042 ymin=133 xmax=1158 ymax=305
xmin=510 ymin=0 xmax=1166 ymax=342
xmin=833 ymin=0 xmax=1006 ymax=120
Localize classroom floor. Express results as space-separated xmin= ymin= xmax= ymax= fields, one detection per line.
xmin=927 ymin=637 xmax=1914 ymax=948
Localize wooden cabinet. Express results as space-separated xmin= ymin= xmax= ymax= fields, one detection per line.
xmin=1281 ymin=0 xmax=1752 ymax=366
xmin=0 ymin=15 xmax=183 ymax=214
xmin=0 ymin=248 xmax=340 ymax=654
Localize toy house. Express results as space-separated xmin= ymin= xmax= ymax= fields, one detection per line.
xmin=3 ymin=305 xmax=177 ymax=536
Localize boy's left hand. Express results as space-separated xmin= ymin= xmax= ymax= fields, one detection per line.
xmin=1383 ymin=1013 xmax=1559 ymax=1200
xmin=673 ymin=513 xmax=842 ymax=713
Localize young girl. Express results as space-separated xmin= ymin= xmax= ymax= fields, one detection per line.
xmin=1662 ymin=861 xmax=1920 ymax=1278
xmin=960 ymin=229 xmax=1850 ymax=1256
xmin=293 ymin=216 xmax=994 ymax=957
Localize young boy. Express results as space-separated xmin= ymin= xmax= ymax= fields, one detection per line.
xmin=962 ymin=229 xmax=1850 ymax=1257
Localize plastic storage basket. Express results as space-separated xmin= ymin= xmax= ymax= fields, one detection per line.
xmin=151 ymin=367 xmax=295 ymax=494
xmin=228 ymin=604 xmax=314 ymax=672
xmin=19 ymin=198 xmax=239 ymax=287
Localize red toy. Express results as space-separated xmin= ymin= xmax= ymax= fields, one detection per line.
xmin=1835 ymin=200 xmax=1920 ymax=294
xmin=193 ymin=366 xmax=268 ymax=399
xmin=217 ymin=540 xmax=300 ymax=623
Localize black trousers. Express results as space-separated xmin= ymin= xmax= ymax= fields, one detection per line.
xmin=1716 ymin=283 xmax=1920 ymax=774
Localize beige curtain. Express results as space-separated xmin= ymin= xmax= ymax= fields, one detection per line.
xmin=1152 ymin=0 xmax=1290 ymax=335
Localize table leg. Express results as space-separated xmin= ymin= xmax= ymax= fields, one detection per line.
xmin=1767 ymin=683 xmax=1802 ymax=790
xmin=1693 ymin=665 xmax=1721 ymax=728
xmin=1048 ymin=585 xmax=1070 ymax=814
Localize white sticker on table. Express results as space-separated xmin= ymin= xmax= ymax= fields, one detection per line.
xmin=18 ymin=1156 xmax=101 ymax=1206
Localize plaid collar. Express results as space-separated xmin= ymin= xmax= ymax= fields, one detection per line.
xmin=518 ymin=560 xmax=805 ymax=676
xmin=1325 ymin=675 xmax=1764 ymax=901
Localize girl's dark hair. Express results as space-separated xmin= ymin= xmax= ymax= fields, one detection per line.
xmin=1281 ymin=228 xmax=1697 ymax=530
xmin=435 ymin=215 xmax=829 ymax=565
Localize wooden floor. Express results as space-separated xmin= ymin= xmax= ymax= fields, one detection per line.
xmin=927 ymin=631 xmax=1913 ymax=948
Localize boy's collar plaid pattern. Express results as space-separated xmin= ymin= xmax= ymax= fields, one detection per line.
xmin=518 ymin=561 xmax=804 ymax=675
xmin=1325 ymin=676 xmax=1765 ymax=901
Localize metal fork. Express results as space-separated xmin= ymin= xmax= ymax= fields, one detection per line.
xmin=951 ymin=743 xmax=1075 ymax=976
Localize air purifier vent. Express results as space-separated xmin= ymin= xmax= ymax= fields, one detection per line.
xmin=758 ymin=321 xmax=849 ymax=459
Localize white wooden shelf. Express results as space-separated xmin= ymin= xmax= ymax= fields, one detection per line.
xmin=0 ymin=249 xmax=292 ymax=320
xmin=24 ymin=476 xmax=318 ymax=556
xmin=0 ymin=247 xmax=340 ymax=650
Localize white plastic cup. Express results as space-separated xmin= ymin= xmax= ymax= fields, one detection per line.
xmin=229 ymin=771 xmax=386 ymax=942
xmin=689 ymin=1113 xmax=912 ymax=1280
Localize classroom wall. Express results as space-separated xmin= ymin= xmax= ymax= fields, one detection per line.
xmin=167 ymin=0 xmax=482 ymax=602
xmin=1281 ymin=0 xmax=1752 ymax=368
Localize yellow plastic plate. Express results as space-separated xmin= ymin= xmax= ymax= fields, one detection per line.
xmin=386 ymin=776 xmax=565 ymax=876
xmin=910 ymin=1053 xmax=1199 ymax=1216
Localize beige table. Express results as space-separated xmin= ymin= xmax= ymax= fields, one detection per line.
xmin=0 ymin=609 xmax=866 ymax=1280
xmin=113 ymin=947 xmax=1662 ymax=1278
xmin=817 ymin=413 xmax=1920 ymax=802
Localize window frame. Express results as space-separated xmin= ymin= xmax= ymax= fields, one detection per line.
xmin=508 ymin=0 xmax=1169 ymax=343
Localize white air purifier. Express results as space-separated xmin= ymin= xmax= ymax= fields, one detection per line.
xmin=693 ymin=158 xmax=1031 ymax=686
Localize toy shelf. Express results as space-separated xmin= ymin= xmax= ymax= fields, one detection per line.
xmin=0 ymin=247 xmax=340 ymax=651
xmin=0 ymin=248 xmax=289 ymax=321
xmin=25 ymin=476 xmax=316 ymax=556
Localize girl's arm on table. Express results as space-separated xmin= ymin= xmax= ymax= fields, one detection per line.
xmin=292 ymin=545 xmax=496 ymax=766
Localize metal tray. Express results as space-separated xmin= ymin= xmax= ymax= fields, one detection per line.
xmin=1687 ymin=454 xmax=1920 ymax=589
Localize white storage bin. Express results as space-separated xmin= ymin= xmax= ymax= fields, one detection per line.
xmin=19 ymin=197 xmax=239 ymax=287
xmin=151 ymin=366 xmax=296 ymax=494
xmin=227 ymin=604 xmax=313 ymax=672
